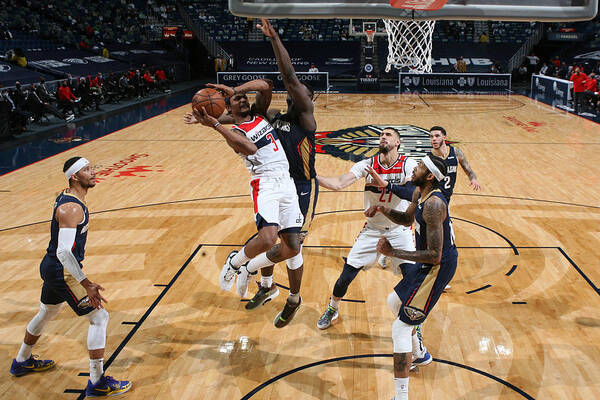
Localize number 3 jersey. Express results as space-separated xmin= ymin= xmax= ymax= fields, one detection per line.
xmin=350 ymin=154 xmax=418 ymax=231
xmin=233 ymin=115 xmax=290 ymax=178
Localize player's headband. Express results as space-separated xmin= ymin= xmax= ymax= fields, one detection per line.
xmin=65 ymin=158 xmax=90 ymax=179
xmin=422 ymin=155 xmax=444 ymax=181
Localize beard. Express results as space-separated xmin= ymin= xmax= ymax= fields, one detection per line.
xmin=239 ymin=109 xmax=250 ymax=118
xmin=412 ymin=174 xmax=426 ymax=187
xmin=379 ymin=144 xmax=392 ymax=154
xmin=82 ymin=180 xmax=96 ymax=188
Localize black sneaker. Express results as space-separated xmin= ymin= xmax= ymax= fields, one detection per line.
xmin=245 ymin=282 xmax=279 ymax=310
xmin=273 ymin=296 xmax=302 ymax=328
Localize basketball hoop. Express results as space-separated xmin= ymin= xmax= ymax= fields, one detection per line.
xmin=382 ymin=19 xmax=435 ymax=73
xmin=365 ymin=29 xmax=375 ymax=43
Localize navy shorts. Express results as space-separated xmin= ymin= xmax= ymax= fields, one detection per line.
xmin=39 ymin=255 xmax=94 ymax=316
xmin=394 ymin=250 xmax=458 ymax=325
xmin=294 ymin=178 xmax=319 ymax=238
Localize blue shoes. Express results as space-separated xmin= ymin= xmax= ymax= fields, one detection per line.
xmin=85 ymin=375 xmax=132 ymax=397
xmin=411 ymin=351 xmax=433 ymax=370
xmin=10 ymin=355 xmax=55 ymax=377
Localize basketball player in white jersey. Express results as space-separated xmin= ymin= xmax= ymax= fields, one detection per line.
xmin=193 ymin=92 xmax=306 ymax=328
xmin=315 ymin=128 xmax=426 ymax=355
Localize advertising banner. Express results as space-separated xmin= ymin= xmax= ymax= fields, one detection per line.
xmin=27 ymin=49 xmax=129 ymax=76
xmin=217 ymin=71 xmax=329 ymax=91
xmin=221 ymin=41 xmax=359 ymax=78
xmin=530 ymin=74 xmax=572 ymax=109
xmin=399 ymin=73 xmax=511 ymax=93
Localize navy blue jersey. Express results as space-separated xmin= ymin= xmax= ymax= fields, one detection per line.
xmin=46 ymin=191 xmax=89 ymax=264
xmin=414 ymin=190 xmax=457 ymax=264
xmin=271 ymin=112 xmax=316 ymax=181
xmin=439 ymin=146 xmax=458 ymax=203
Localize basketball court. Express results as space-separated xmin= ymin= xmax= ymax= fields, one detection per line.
xmin=1 ymin=0 xmax=600 ymax=399
xmin=0 ymin=91 xmax=599 ymax=399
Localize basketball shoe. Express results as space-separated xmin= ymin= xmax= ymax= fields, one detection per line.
xmin=274 ymin=297 xmax=302 ymax=328
xmin=220 ymin=250 xmax=240 ymax=291
xmin=85 ymin=375 xmax=131 ymax=397
xmin=10 ymin=355 xmax=55 ymax=377
xmin=317 ymin=305 xmax=339 ymax=330
xmin=411 ymin=351 xmax=432 ymax=370
xmin=245 ymin=283 xmax=279 ymax=310
xmin=236 ymin=264 xmax=257 ymax=298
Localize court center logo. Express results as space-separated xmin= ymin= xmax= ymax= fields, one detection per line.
xmin=315 ymin=124 xmax=434 ymax=162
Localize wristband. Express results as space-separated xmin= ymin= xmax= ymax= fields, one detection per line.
xmin=213 ymin=121 xmax=221 ymax=129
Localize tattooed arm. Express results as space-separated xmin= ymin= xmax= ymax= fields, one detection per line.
xmin=376 ymin=195 xmax=445 ymax=265
xmin=365 ymin=187 xmax=420 ymax=226
xmin=455 ymin=147 xmax=481 ymax=190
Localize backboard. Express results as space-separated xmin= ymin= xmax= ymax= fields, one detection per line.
xmin=228 ymin=0 xmax=598 ymax=21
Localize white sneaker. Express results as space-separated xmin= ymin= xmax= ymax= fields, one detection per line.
xmin=219 ymin=251 xmax=239 ymax=291
xmin=444 ymin=284 xmax=451 ymax=291
xmin=378 ymin=254 xmax=389 ymax=269
xmin=410 ymin=351 xmax=432 ymax=370
xmin=236 ymin=265 xmax=256 ymax=297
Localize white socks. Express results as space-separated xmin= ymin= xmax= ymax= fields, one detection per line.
xmin=90 ymin=358 xmax=104 ymax=384
xmin=329 ymin=297 xmax=340 ymax=310
xmin=16 ymin=342 xmax=33 ymax=362
xmin=288 ymin=292 xmax=300 ymax=304
xmin=261 ymin=275 xmax=273 ymax=288
xmin=246 ymin=252 xmax=273 ymax=273
xmin=394 ymin=377 xmax=409 ymax=400
xmin=231 ymin=248 xmax=251 ymax=268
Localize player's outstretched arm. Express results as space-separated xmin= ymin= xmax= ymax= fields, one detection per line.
xmin=257 ymin=18 xmax=316 ymax=131
xmin=316 ymin=172 xmax=358 ymax=191
xmin=366 ymin=165 xmax=416 ymax=201
xmin=193 ymin=106 xmax=257 ymax=155
xmin=455 ymin=147 xmax=480 ymax=190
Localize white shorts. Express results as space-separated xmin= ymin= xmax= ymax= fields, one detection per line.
xmin=250 ymin=174 xmax=304 ymax=233
xmin=347 ymin=225 xmax=415 ymax=268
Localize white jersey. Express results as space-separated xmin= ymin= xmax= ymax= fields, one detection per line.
xmin=233 ymin=115 xmax=290 ymax=177
xmin=350 ymin=154 xmax=418 ymax=230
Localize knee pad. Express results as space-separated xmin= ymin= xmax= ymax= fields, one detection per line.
xmin=86 ymin=308 xmax=109 ymax=350
xmin=87 ymin=308 xmax=109 ymax=326
xmin=332 ymin=263 xmax=361 ymax=298
xmin=27 ymin=303 xmax=64 ymax=336
xmin=286 ymin=251 xmax=303 ymax=270
xmin=387 ymin=291 xmax=402 ymax=317
xmin=392 ymin=318 xmax=413 ymax=354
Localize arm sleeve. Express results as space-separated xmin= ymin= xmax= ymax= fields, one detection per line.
xmin=56 ymin=228 xmax=87 ymax=283
xmin=388 ymin=182 xmax=416 ymax=201
xmin=349 ymin=159 xmax=371 ymax=180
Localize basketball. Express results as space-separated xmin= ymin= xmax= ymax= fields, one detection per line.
xmin=192 ymin=88 xmax=226 ymax=119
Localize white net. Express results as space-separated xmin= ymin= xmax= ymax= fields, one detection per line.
xmin=382 ymin=19 xmax=436 ymax=73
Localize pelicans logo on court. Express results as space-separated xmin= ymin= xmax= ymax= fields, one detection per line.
xmin=315 ymin=124 xmax=435 ymax=162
